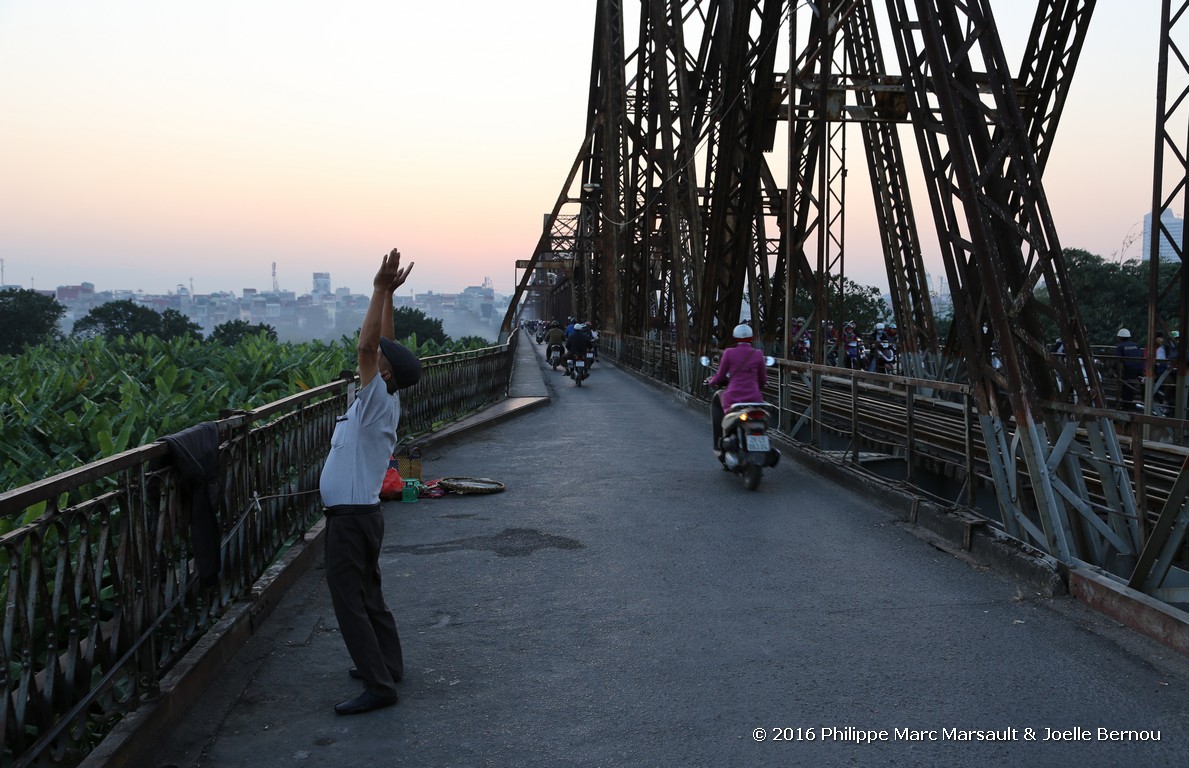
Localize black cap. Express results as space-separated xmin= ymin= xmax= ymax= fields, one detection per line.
xmin=379 ymin=338 xmax=422 ymax=392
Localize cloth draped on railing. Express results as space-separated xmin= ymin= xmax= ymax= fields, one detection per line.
xmin=161 ymin=421 xmax=223 ymax=586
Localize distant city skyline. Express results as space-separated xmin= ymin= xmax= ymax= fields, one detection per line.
xmin=0 ymin=264 xmax=503 ymax=300
xmin=33 ymin=269 xmax=505 ymax=345
xmin=0 ymin=3 xmax=1171 ymax=301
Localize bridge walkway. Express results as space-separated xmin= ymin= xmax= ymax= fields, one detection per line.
xmin=133 ymin=331 xmax=1188 ymax=767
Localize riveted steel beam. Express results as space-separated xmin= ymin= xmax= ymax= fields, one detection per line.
xmin=1134 ymin=0 xmax=1189 ymax=598
xmin=883 ymin=0 xmax=1143 ymax=576
xmin=845 ymin=0 xmax=937 ymax=378
xmin=504 ymin=1 xmax=1186 ymax=592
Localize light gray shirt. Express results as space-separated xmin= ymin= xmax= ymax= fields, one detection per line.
xmin=319 ymin=376 xmax=401 ymax=507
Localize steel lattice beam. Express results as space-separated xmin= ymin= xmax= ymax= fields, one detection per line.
xmin=884 ymin=0 xmax=1144 ymax=572
xmin=498 ymin=1 xmax=1189 ymax=597
xmin=1131 ymin=0 xmax=1189 ymax=601
xmin=844 ymin=0 xmax=937 ymax=377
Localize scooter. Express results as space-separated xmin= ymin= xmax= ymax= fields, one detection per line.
xmin=547 ymin=343 xmax=565 ymax=370
xmin=568 ymin=353 xmax=592 ymax=386
xmin=700 ymin=355 xmax=780 ymax=490
xmin=870 ymin=341 xmax=897 ymax=375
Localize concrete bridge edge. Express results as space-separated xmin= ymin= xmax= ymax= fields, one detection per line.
xmin=83 ymin=355 xmax=1189 ymax=766
xmin=615 ymin=358 xmax=1189 ymax=661
xmin=82 ymin=394 xmax=552 ymax=767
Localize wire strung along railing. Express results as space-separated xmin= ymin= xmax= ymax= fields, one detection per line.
xmin=0 ymin=340 xmax=514 ymax=767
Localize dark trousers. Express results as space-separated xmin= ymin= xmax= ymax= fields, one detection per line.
xmin=1118 ymin=376 xmax=1140 ymax=410
xmin=711 ymin=391 xmax=725 ymax=450
xmin=325 ymin=508 xmax=404 ymax=697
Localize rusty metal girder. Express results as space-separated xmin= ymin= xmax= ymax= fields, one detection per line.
xmin=502 ymin=0 xmax=1189 ymax=595
xmin=781 ymin=4 xmax=834 ymax=354
xmin=694 ymin=0 xmax=785 ymax=347
xmin=1016 ymin=0 xmax=1097 ymax=174
xmin=884 ymin=0 xmax=1144 ymax=575
xmin=1132 ymin=0 xmax=1189 ymax=600
xmin=845 ymin=0 xmax=937 ymax=376
xmin=1146 ymin=0 xmax=1189 ymax=425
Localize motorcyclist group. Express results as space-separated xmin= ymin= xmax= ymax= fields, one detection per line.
xmin=534 ymin=317 xmax=598 ymax=380
xmin=530 ymin=314 xmax=898 ymax=469
xmin=787 ymin=317 xmax=901 ymax=374
xmin=526 ymin=310 xmax=1187 ymax=477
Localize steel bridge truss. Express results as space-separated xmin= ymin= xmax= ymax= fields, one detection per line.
xmin=503 ymin=0 xmax=1189 ymax=601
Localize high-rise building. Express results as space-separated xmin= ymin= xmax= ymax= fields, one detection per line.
xmin=1143 ymin=209 xmax=1185 ymax=262
xmin=313 ymin=272 xmax=331 ymax=297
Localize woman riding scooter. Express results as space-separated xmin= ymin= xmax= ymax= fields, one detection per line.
xmin=705 ymin=323 xmax=767 ymax=462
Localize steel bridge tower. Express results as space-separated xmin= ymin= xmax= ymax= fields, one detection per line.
xmin=504 ymin=1 xmax=1189 ymax=603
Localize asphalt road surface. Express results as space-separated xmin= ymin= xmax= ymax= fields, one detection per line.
xmin=154 ymin=345 xmax=1189 ymax=768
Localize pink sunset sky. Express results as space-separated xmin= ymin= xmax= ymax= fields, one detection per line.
xmin=0 ymin=2 xmax=1170 ymax=299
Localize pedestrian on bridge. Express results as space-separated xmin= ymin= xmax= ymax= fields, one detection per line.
xmin=1113 ymin=328 xmax=1143 ymax=411
xmin=319 ymin=248 xmax=421 ymax=716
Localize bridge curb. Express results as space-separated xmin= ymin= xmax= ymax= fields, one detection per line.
xmin=611 ymin=358 xmax=1071 ymax=599
xmin=616 ymin=357 xmax=1189 ymax=657
xmin=752 ymin=412 xmax=1189 ymax=658
xmin=1069 ymin=567 xmax=1189 ymax=656
xmin=83 ymin=392 xmax=549 ymax=768
xmin=81 ymin=518 xmax=329 ymax=768
xmin=776 ymin=439 xmax=1071 ymax=598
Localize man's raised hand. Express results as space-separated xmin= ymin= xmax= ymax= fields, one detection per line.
xmin=374 ymin=248 xmax=415 ymax=293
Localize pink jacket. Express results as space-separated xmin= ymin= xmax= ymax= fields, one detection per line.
xmin=708 ymin=343 xmax=767 ymax=410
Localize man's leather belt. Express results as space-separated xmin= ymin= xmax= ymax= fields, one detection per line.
xmin=323 ymin=503 xmax=382 ymax=517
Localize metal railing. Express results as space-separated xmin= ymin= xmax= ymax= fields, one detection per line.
xmin=601 ymin=331 xmax=1189 ymax=572
xmin=0 ymin=340 xmax=514 ymax=767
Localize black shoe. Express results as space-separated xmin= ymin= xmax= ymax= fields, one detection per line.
xmin=349 ymin=666 xmax=403 ymax=683
xmin=334 ymin=690 xmax=397 ymax=715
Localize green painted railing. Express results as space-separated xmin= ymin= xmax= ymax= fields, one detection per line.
xmin=0 ymin=338 xmax=513 ymax=767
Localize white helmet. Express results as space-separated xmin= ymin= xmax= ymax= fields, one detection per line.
xmin=732 ymin=323 xmax=753 ymax=340
xmin=875 ymin=322 xmax=886 ymax=331
xmin=1117 ymin=328 xmax=1131 ymax=338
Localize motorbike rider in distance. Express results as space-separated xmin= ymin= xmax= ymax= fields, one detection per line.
xmin=544 ymin=320 xmax=566 ymax=347
xmin=705 ymin=323 xmax=767 ymax=461
xmin=565 ymin=322 xmax=594 ymax=373
xmin=543 ymin=320 xmax=567 ymax=369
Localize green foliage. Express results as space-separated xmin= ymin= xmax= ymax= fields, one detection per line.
xmin=72 ymin=299 xmax=164 ymax=340
xmin=1035 ymin=248 xmax=1173 ymax=345
xmin=933 ymin=307 xmax=954 ymax=341
xmin=837 ymin=278 xmax=889 ymax=331
xmin=454 ymin=335 xmax=494 ymax=350
xmin=393 ymin=306 xmax=447 ymax=346
xmin=210 ymin=319 xmax=279 ymax=345
xmin=0 ymin=288 xmax=65 ymax=354
xmin=0 ymin=335 xmax=354 ymax=494
xmin=72 ymin=301 xmax=203 ymax=344
xmin=160 ymin=308 xmax=204 ymax=342
xmin=0 ymin=325 xmax=492 ymax=498
xmin=787 ymin=277 xmax=889 ymax=333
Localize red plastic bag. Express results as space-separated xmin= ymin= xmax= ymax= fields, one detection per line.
xmin=379 ymin=455 xmax=404 ymax=500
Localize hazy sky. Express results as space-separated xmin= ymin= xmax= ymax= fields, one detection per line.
xmin=0 ymin=2 xmax=1168 ymax=298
